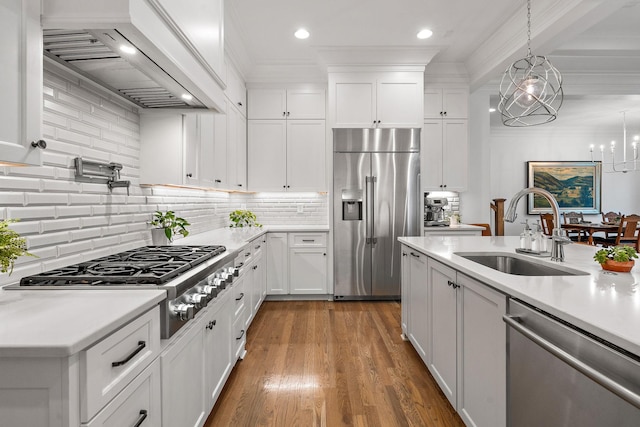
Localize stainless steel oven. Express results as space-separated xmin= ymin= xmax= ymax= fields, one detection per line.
xmin=504 ymin=299 xmax=640 ymax=426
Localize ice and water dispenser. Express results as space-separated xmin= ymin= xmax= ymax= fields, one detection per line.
xmin=341 ymin=189 xmax=363 ymax=221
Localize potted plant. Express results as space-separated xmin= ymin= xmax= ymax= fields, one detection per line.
xmin=150 ymin=210 xmax=190 ymax=245
xmin=594 ymin=245 xmax=638 ymax=273
xmin=229 ymin=209 xmax=262 ymax=228
xmin=1 ymin=219 xmax=35 ymax=275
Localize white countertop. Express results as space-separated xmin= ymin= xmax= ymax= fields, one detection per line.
xmin=398 ymin=235 xmax=640 ymax=356
xmin=0 ymin=289 xmax=165 ymax=357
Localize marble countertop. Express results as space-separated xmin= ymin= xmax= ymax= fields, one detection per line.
xmin=0 ymin=289 xmax=165 ymax=357
xmin=398 ymin=235 xmax=640 ymax=356
xmin=423 ymin=224 xmax=485 ymax=232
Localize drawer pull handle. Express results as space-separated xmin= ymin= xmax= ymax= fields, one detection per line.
xmin=302 ymin=239 xmax=315 ymax=242
xmin=236 ymin=329 xmax=245 ymax=340
xmin=255 ymin=245 xmax=261 ymax=249
xmin=236 ymin=292 xmax=245 ymax=301
xmin=133 ymin=409 xmax=148 ymax=427
xmin=112 ymin=341 xmax=146 ymax=367
xmin=245 ymin=252 xmax=251 ymax=257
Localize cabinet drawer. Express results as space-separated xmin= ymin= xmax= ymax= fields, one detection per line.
xmin=233 ymin=277 xmax=246 ymax=319
xmin=81 ymin=306 xmax=161 ymax=422
xmin=289 ymin=233 xmax=327 ymax=247
xmin=232 ymin=306 xmax=247 ymax=360
xmin=83 ymin=358 xmax=161 ymax=427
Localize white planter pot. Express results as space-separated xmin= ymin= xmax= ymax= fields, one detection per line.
xmin=151 ymin=228 xmax=169 ymax=246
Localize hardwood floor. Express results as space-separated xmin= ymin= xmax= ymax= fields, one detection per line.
xmin=205 ymin=301 xmax=464 ymax=427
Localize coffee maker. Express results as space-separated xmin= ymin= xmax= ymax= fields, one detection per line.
xmin=424 ymin=195 xmax=448 ymax=226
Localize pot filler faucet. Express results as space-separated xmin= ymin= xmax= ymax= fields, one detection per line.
xmin=505 ymin=187 xmax=572 ymax=262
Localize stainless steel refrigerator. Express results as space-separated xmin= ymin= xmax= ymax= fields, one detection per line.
xmin=333 ymin=128 xmax=421 ymax=300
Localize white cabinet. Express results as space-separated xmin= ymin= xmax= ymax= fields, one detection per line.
xmin=457 ymin=273 xmax=507 ymax=427
xmin=329 ymin=71 xmax=424 ymax=128
xmin=404 ymin=247 xmax=430 ymax=364
xmin=248 ymin=88 xmax=325 ymax=120
xmin=424 ymin=87 xmax=468 ymax=119
xmin=403 ymin=254 xmax=507 ymax=427
xmin=289 ymin=233 xmax=328 ymax=294
xmin=422 ymin=119 xmax=468 ymax=191
xmin=248 ymin=119 xmax=325 ymax=192
xmin=427 ymin=258 xmax=459 ymax=407
xmin=224 ymin=102 xmax=248 ymax=190
xmin=266 ymin=232 xmax=289 ymax=295
xmin=0 ymin=0 xmax=44 ymax=166
xmin=202 ymin=293 xmax=232 ymax=413
xmin=244 ymin=236 xmax=267 ymax=324
xmin=225 ymin=59 xmax=247 ymax=117
xmin=267 ymin=232 xmax=328 ymax=295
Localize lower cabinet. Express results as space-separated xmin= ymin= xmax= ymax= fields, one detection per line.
xmin=403 ymin=250 xmax=507 ymax=427
xmin=267 ymin=232 xmax=328 ymax=295
xmin=202 ymin=294 xmax=233 ymax=412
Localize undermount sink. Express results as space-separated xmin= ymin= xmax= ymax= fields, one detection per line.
xmin=454 ymin=252 xmax=589 ymax=276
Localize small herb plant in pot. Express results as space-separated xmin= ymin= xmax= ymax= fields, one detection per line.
xmin=150 ymin=210 xmax=190 ymax=245
xmin=229 ymin=210 xmax=262 ymax=228
xmin=594 ymin=245 xmax=638 ymax=273
xmin=1 ymin=219 xmax=35 ymax=275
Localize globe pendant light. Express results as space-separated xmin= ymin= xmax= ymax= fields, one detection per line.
xmin=498 ymin=0 xmax=563 ymax=127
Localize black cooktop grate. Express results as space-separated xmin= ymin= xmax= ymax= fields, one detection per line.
xmin=20 ymin=245 xmax=226 ymax=286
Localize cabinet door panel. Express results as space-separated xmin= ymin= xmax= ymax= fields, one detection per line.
xmin=333 ymin=82 xmax=376 ymax=127
xmin=442 ymin=89 xmax=468 ymax=119
xmin=286 ymin=120 xmax=326 ymax=191
xmin=407 ymin=251 xmax=429 ymax=363
xmin=0 ymin=0 xmax=42 ymax=166
xmin=247 ymin=120 xmax=286 ymax=191
xmin=286 ymin=89 xmax=325 ymax=119
xmin=199 ymin=113 xmax=217 ymax=187
xmin=428 ymin=259 xmax=458 ymax=408
xmin=377 ymin=80 xmax=422 ymax=128
xmin=289 ymin=248 xmax=327 ymax=294
xmin=421 ymin=120 xmax=444 ymax=190
xmin=266 ymin=233 xmax=288 ymax=294
xmin=442 ymin=120 xmax=468 ymax=191
xmin=248 ymin=89 xmax=287 ymax=119
xmin=424 ymin=88 xmax=443 ymax=119
xmin=213 ymin=108 xmax=228 ymax=188
xmin=203 ymin=297 xmax=232 ymax=411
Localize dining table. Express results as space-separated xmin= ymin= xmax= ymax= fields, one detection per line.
xmin=561 ymin=222 xmax=620 ymax=245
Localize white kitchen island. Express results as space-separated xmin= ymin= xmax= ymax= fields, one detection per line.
xmin=422 ymin=223 xmax=484 ymax=236
xmin=399 ymin=235 xmax=640 ymax=427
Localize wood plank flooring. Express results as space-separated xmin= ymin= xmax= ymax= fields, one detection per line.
xmin=205 ymin=301 xmax=464 ymax=427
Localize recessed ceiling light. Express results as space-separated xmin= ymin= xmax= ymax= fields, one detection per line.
xmin=181 ymin=93 xmax=193 ymax=101
xmin=294 ymin=28 xmax=310 ymax=39
xmin=119 ymin=45 xmax=136 ymax=55
xmin=417 ymin=29 xmax=433 ymax=40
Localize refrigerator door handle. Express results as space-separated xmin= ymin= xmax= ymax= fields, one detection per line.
xmin=365 ymin=176 xmax=373 ymax=244
xmin=371 ymin=176 xmax=377 ymax=244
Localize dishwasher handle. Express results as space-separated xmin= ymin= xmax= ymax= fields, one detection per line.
xmin=503 ymin=315 xmax=640 ymax=410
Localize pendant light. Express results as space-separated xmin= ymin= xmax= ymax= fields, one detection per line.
xmin=498 ymin=0 xmax=563 ymax=127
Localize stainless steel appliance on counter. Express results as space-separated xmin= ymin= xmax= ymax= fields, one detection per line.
xmin=504 ymin=299 xmax=640 ymax=426
xmin=9 ymin=245 xmax=236 ymax=338
xmin=424 ymin=195 xmax=449 ymax=226
xmin=333 ymin=128 xmax=421 ymax=300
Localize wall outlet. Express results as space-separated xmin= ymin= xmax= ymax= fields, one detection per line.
xmin=297 ymin=204 xmax=304 ymax=214
xmin=241 ymin=204 xmax=246 ymax=210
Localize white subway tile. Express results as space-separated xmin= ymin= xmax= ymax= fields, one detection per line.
xmin=102 ymin=224 xmax=128 ymax=236
xmin=58 ymin=91 xmax=92 ymax=112
xmin=68 ymin=193 xmax=102 ymax=205
xmin=0 ymin=176 xmax=40 ymax=192
xmin=109 ymin=214 xmax=134 ymax=225
xmin=6 ymin=206 xmax=53 ymax=220
xmin=80 ymin=216 xmax=110 ymax=228
xmin=79 ymin=146 xmax=110 ymax=162
xmin=70 ymin=227 xmax=102 ymax=241
xmin=27 ymin=231 xmax=70 ymax=248
xmin=42 ymin=179 xmax=82 ymax=193
xmin=69 ymin=119 xmax=101 ymax=137
xmin=44 ymin=68 xmax=75 ymax=89
xmin=41 ymin=151 xmax=72 ymax=167
xmin=44 ymin=99 xmax=81 ymax=119
xmin=0 ymin=263 xmax=42 ymax=287
xmin=58 ymin=240 xmax=94 ymax=257
xmin=92 ymin=138 xmax=119 ymax=153
xmin=56 ymin=205 xmax=92 ymax=218
xmin=56 ymin=128 xmax=92 ymax=146
xmin=100 ymin=99 xmax=128 ymax=117
xmin=43 ymin=110 xmax=69 ymax=127
xmin=68 ymin=84 xmax=103 ymax=105
xmin=41 ymin=218 xmax=81 ymax=232
xmin=8 ymin=166 xmax=57 ymax=179
xmin=120 ymin=230 xmax=147 ymax=244
xmin=92 ymin=235 xmax=120 ymax=249
xmin=0 ymin=192 xmax=25 ymax=205
xmin=90 ymin=105 xmax=119 ymax=123
xmin=25 ymin=193 xmax=69 ymax=205
xmin=43 ymin=139 xmax=82 ymax=156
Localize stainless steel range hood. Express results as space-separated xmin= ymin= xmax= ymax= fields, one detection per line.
xmin=42 ymin=0 xmax=226 ymax=112
xmin=44 ymin=29 xmax=206 ymax=109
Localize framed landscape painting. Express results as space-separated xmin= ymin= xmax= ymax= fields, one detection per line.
xmin=527 ymin=161 xmax=602 ymax=214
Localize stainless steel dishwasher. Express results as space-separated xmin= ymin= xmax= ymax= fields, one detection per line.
xmin=504 ymin=299 xmax=640 ymax=426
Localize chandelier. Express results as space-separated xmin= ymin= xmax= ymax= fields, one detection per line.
xmin=498 ymin=0 xmax=563 ymax=127
xmin=590 ymin=112 xmax=639 ymax=173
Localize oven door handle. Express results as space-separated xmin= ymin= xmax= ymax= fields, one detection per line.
xmin=503 ymin=315 xmax=640 ymax=410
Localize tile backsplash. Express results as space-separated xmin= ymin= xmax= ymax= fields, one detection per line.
xmin=0 ymin=64 xmax=327 ymax=286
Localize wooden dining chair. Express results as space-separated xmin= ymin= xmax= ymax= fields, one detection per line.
xmin=539 ymin=213 xmax=554 ymax=236
xmin=562 ymin=211 xmax=585 ymax=242
xmin=601 ymin=211 xmax=622 ymax=224
xmin=593 ymin=215 xmax=640 ymax=250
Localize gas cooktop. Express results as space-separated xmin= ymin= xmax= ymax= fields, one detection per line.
xmin=20 ymin=245 xmax=226 ymax=286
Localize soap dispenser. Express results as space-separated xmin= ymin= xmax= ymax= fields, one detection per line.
xmin=531 ymin=220 xmax=543 ymax=252
xmin=520 ymin=219 xmax=532 ymax=250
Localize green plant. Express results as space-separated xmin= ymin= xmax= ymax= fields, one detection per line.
xmin=150 ymin=210 xmax=190 ymax=241
xmin=229 ymin=210 xmax=262 ymax=228
xmin=594 ymin=245 xmax=638 ymax=264
xmin=1 ymin=219 xmax=35 ymax=275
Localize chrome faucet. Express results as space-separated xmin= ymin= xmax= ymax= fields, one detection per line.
xmin=505 ymin=187 xmax=572 ymax=262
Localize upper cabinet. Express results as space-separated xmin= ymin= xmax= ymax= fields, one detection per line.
xmin=248 ymin=89 xmax=325 ymax=120
xmin=328 ymin=69 xmax=424 ymax=128
xmin=0 ymin=0 xmax=44 ymax=166
xmin=225 ymin=60 xmax=247 ymax=117
xmin=424 ymin=87 xmax=468 ymax=119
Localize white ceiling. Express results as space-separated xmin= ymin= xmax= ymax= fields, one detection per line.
xmin=226 ymin=0 xmax=640 ymax=128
